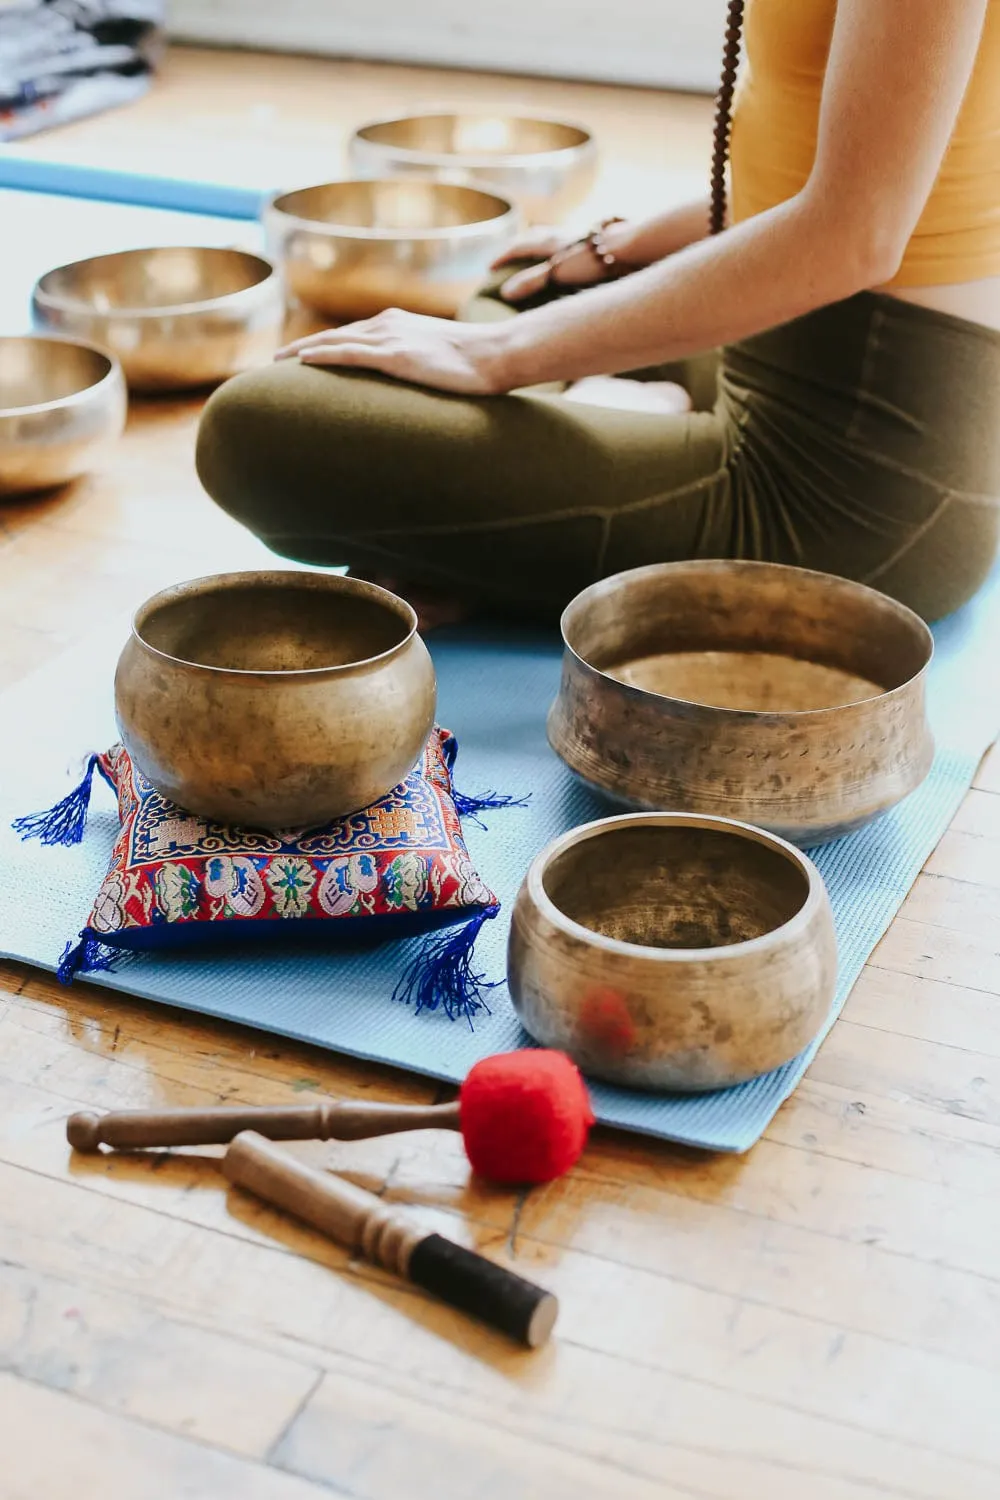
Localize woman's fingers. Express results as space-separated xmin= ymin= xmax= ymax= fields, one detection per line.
xmin=276 ymin=329 xmax=342 ymax=359
xmin=276 ymin=317 xmax=390 ymax=360
xmin=490 ymin=229 xmax=564 ymax=269
xmin=500 ymin=241 xmax=605 ymax=302
xmin=297 ymin=341 xmax=389 ymax=369
xmin=499 ymin=261 xmax=553 ymax=302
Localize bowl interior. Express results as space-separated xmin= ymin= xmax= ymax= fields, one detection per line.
xmin=35 ymin=247 xmax=272 ymax=315
xmin=356 ymin=113 xmax=590 ymax=159
xmin=542 ymin=822 xmax=809 ymax=950
xmin=271 ymin=179 xmax=511 ymax=231
xmin=136 ymin=577 xmax=413 ymax=674
xmin=0 ymin=336 xmax=114 ymax=411
xmin=564 ymin=563 xmax=931 ymax=713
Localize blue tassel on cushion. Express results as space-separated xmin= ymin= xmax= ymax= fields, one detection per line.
xmin=452 ymin=786 xmax=530 ymax=830
xmin=392 ymin=905 xmax=500 ymax=1026
xmin=12 ymin=755 xmax=109 ymax=846
xmin=57 ymin=933 xmax=124 ymax=985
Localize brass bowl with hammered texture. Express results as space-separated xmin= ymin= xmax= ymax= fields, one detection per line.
xmin=32 ymin=246 xmax=284 ymax=393
xmin=115 ymin=572 xmax=437 ymax=830
xmin=0 ymin=334 xmax=126 ymax=496
xmin=508 ymin=812 xmax=837 ymax=1091
xmin=548 ymin=560 xmax=935 ymax=846
xmin=348 ymin=112 xmax=597 ymax=225
xmin=263 ymin=179 xmax=520 ymax=322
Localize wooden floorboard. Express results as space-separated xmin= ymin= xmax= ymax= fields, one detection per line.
xmin=1 ymin=44 xmax=998 ymax=1500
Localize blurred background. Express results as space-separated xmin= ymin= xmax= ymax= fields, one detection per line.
xmin=169 ymin=0 xmax=729 ymax=91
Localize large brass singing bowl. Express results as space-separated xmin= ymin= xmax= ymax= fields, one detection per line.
xmin=32 ymin=247 xmax=284 ymax=393
xmin=263 ymin=179 xmax=520 ymax=322
xmin=115 ymin=572 xmax=437 ymax=830
xmin=548 ymin=560 xmax=935 ymax=846
xmin=0 ymin=334 xmax=126 ymax=496
xmin=508 ymin=813 xmax=837 ymax=1091
xmin=348 ymin=112 xmax=597 ymax=224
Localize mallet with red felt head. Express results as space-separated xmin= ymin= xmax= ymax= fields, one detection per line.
xmin=66 ymin=1049 xmax=595 ymax=1186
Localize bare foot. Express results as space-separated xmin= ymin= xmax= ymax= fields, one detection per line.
xmin=346 ymin=570 xmax=469 ymax=632
xmin=564 ymin=376 xmax=693 ymax=415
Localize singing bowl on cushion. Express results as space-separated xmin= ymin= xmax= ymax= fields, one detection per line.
xmin=507 ymin=812 xmax=837 ymax=1091
xmin=547 ymin=560 xmax=935 ymax=846
xmin=114 ymin=572 xmax=437 ymax=830
xmin=348 ymin=112 xmax=597 ymax=224
xmin=32 ymin=246 xmax=283 ymax=393
xmin=263 ymin=178 xmax=520 ymax=321
xmin=0 ymin=334 xmax=126 ymax=496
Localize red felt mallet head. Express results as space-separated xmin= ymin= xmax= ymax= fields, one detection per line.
xmin=459 ymin=1049 xmax=595 ymax=1185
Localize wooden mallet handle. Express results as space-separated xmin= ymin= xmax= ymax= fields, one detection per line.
xmin=66 ymin=1099 xmax=461 ymax=1153
xmin=224 ymin=1131 xmax=558 ymax=1349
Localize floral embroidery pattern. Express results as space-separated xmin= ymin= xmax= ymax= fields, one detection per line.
xmin=266 ymin=857 xmax=317 ymax=918
xmin=76 ymin=731 xmax=496 ymax=946
xmin=154 ymin=863 xmax=200 ymax=923
xmin=318 ymin=853 xmax=380 ymax=917
xmin=204 ymin=855 xmax=267 ymax=918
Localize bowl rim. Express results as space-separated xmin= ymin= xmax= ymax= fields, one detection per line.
xmin=558 ymin=558 xmax=935 ymax=720
xmin=350 ymin=110 xmax=596 ymax=168
xmin=525 ymin=810 xmax=828 ymax=962
xmin=0 ymin=333 xmax=123 ymax=419
xmin=32 ymin=246 xmax=279 ymax=321
xmin=129 ymin=569 xmax=422 ymax=679
xmin=264 ymin=178 xmax=519 ymax=239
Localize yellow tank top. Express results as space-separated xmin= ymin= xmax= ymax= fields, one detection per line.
xmin=729 ymin=0 xmax=1000 ymax=286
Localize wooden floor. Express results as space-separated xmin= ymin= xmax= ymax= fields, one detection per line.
xmin=2 ymin=47 xmax=1000 ymax=1500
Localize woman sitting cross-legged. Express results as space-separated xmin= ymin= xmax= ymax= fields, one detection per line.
xmin=196 ymin=0 xmax=1000 ymax=626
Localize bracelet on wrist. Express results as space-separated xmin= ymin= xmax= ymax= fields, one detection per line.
xmin=587 ymin=217 xmax=639 ymax=278
xmin=542 ymin=217 xmax=638 ymax=290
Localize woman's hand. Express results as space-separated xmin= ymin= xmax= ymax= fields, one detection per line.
xmin=491 ymin=221 xmax=635 ymax=302
xmin=275 ymin=309 xmax=513 ymax=395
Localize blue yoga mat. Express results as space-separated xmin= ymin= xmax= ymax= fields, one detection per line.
xmin=2 ymin=564 xmax=999 ymax=1153
xmin=0 ymin=151 xmax=267 ymax=219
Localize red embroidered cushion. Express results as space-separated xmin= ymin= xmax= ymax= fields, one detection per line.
xmin=15 ymin=728 xmax=502 ymax=1019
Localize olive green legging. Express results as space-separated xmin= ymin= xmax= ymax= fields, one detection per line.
xmin=195 ymin=273 xmax=1000 ymax=623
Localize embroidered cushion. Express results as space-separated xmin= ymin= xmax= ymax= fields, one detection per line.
xmin=15 ymin=729 xmax=504 ymax=1019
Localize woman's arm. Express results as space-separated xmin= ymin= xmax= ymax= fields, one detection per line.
xmin=494 ymin=0 xmax=990 ymax=388
xmin=609 ymin=199 xmax=712 ymax=265
xmin=282 ymin=0 xmax=989 ymax=395
xmin=491 ymin=199 xmax=711 ymax=304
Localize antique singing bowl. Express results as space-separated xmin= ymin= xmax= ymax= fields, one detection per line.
xmin=508 ymin=812 xmax=837 ymax=1091
xmin=548 ymin=560 xmax=935 ymax=846
xmin=32 ymin=247 xmax=284 ymax=393
xmin=0 ymin=334 xmax=126 ymax=496
xmin=263 ymin=179 xmax=520 ymax=321
xmin=114 ymin=572 xmax=437 ymax=829
xmin=348 ymin=112 xmax=597 ymax=224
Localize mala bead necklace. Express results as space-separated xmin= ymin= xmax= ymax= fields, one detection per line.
xmin=710 ymin=0 xmax=746 ymax=235
xmin=543 ymin=0 xmax=747 ymax=292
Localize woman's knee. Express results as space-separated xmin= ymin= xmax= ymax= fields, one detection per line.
xmin=196 ymin=360 xmax=403 ymax=535
xmin=196 ymin=362 xmax=297 ymax=527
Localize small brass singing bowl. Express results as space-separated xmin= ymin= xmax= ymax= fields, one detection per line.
xmin=548 ymin=560 xmax=935 ymax=846
xmin=508 ymin=812 xmax=837 ymax=1091
xmin=0 ymin=334 xmax=126 ymax=497
xmin=348 ymin=112 xmax=597 ymax=225
xmin=263 ymin=179 xmax=520 ymax=322
xmin=114 ymin=572 xmax=437 ymax=830
xmin=32 ymin=246 xmax=284 ymax=393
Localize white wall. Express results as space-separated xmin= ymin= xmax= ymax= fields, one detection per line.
xmin=167 ymin=0 xmax=727 ymax=92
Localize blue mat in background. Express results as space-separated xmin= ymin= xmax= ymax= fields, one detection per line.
xmin=2 ymin=563 xmax=999 ymax=1153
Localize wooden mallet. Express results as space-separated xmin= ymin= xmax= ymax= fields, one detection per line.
xmin=224 ymin=1131 xmax=558 ymax=1347
xmin=66 ymin=1050 xmax=594 ymax=1186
